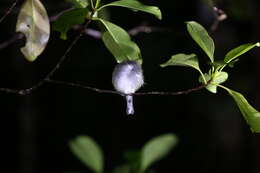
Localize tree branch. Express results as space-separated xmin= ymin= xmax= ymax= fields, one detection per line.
xmin=45 ymin=79 xmax=209 ymax=96
xmin=210 ymin=6 xmax=227 ymax=33
xmin=128 ymin=24 xmax=172 ymax=36
xmin=73 ymin=23 xmax=172 ymax=40
xmin=0 ymin=0 xmax=20 ymax=24
xmin=0 ymin=74 xmax=209 ymax=96
xmin=0 ymin=32 xmax=23 ymax=49
xmin=0 ymin=16 xmax=94 ymax=95
xmin=22 ymin=20 xmax=94 ymax=95
xmin=0 ymin=15 xmax=172 ymax=50
xmin=0 ymin=4 xmax=198 ymax=97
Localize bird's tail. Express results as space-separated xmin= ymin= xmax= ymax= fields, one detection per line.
xmin=126 ymin=95 xmax=134 ymax=115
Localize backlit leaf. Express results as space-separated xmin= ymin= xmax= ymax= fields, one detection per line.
xmin=186 ymin=21 xmax=215 ymax=62
xmin=16 ymin=0 xmax=50 ymax=62
xmin=222 ymin=88 xmax=260 ymax=133
xmin=98 ymin=0 xmax=162 ymax=20
xmin=161 ymin=53 xmax=206 ymax=83
xmin=161 ymin=53 xmax=200 ymax=70
xmin=69 ymin=136 xmax=104 ymax=173
xmin=140 ymin=134 xmax=178 ymax=171
xmin=224 ymin=42 xmax=260 ymax=63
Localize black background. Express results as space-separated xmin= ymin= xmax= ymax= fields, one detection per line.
xmin=1 ymin=0 xmax=260 ymax=173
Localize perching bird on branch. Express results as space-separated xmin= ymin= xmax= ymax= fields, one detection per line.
xmin=112 ymin=60 xmax=144 ymax=115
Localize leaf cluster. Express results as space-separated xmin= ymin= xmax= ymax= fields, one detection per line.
xmin=161 ymin=21 xmax=260 ymax=132
xmin=69 ymin=134 xmax=178 ymax=173
xmin=53 ymin=0 xmax=162 ymax=64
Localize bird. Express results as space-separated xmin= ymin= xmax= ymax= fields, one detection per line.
xmin=112 ymin=60 xmax=144 ymax=115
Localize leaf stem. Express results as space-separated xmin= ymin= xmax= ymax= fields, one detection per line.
xmin=198 ymin=70 xmax=207 ymax=84
xmin=217 ymin=84 xmax=230 ymax=93
xmin=90 ymin=0 xmax=95 ymax=9
xmin=211 ymin=65 xmax=215 ymax=72
xmin=219 ymin=64 xmax=227 ymax=72
xmin=95 ymin=0 xmax=101 ymax=8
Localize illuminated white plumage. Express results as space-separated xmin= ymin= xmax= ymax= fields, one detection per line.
xmin=112 ymin=61 xmax=144 ymax=115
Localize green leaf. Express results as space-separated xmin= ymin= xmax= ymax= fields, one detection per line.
xmin=69 ymin=136 xmax=104 ymax=173
xmin=186 ymin=21 xmax=215 ymax=62
xmin=140 ymin=134 xmax=178 ymax=172
xmin=66 ymin=0 xmax=89 ymax=8
xmin=222 ymin=87 xmax=260 ymax=133
xmin=98 ymin=0 xmax=162 ymax=20
xmin=199 ymin=71 xmax=228 ymax=93
xmin=97 ymin=18 xmax=142 ymax=63
xmin=16 ymin=0 xmax=50 ymax=62
xmin=53 ymin=8 xmax=89 ymax=40
xmin=161 ymin=53 xmax=200 ymax=70
xmin=224 ymin=42 xmax=260 ymax=64
xmin=161 ymin=53 xmax=206 ymax=83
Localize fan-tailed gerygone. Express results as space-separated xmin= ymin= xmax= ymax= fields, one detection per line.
xmin=112 ymin=61 xmax=144 ymax=115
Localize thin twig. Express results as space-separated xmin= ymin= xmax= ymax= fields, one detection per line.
xmin=0 ymin=21 xmax=171 ymax=50
xmin=128 ymin=25 xmax=171 ymax=36
xmin=0 ymin=0 xmax=20 ymax=24
xmin=134 ymin=83 xmax=207 ymax=96
xmin=44 ymin=79 xmax=209 ymax=96
xmin=0 ymin=5 xmax=174 ymax=96
xmin=0 ymin=32 xmax=23 ymax=49
xmin=74 ymin=24 xmax=172 ymax=39
xmin=49 ymin=7 xmax=74 ymax=22
xmin=0 ymin=87 xmax=23 ymax=95
xmin=210 ymin=6 xmax=227 ymax=33
xmin=20 ymin=19 xmax=93 ymax=95
xmin=45 ymin=79 xmax=119 ymax=95
xmin=0 ymin=18 xmax=93 ymax=95
xmin=0 ymin=77 xmax=209 ymax=96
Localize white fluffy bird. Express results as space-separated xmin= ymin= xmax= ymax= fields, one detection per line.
xmin=112 ymin=61 xmax=144 ymax=115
